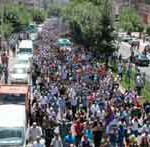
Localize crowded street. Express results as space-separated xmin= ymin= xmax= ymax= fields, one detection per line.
xmin=22 ymin=18 xmax=150 ymax=147
xmin=0 ymin=1 xmax=150 ymax=147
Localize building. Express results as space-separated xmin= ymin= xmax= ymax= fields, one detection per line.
xmin=0 ymin=0 xmax=44 ymax=8
xmin=114 ymin=0 xmax=150 ymax=24
xmin=135 ymin=0 xmax=150 ymax=24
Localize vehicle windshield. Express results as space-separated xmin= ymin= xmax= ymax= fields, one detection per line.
xmin=19 ymin=48 xmax=32 ymax=54
xmin=0 ymin=94 xmax=25 ymax=104
xmin=139 ymin=54 xmax=147 ymax=59
xmin=17 ymin=60 xmax=28 ymax=65
xmin=0 ymin=127 xmax=24 ymax=145
xmin=12 ymin=68 xmax=27 ymax=74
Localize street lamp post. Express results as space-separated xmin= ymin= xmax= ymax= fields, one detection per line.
xmin=0 ymin=0 xmax=4 ymax=51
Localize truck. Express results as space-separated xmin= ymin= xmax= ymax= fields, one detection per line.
xmin=0 ymin=104 xmax=26 ymax=147
xmin=0 ymin=84 xmax=31 ymax=146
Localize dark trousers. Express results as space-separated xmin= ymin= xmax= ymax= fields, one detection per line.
xmin=136 ymin=87 xmax=142 ymax=96
xmin=71 ymin=105 xmax=77 ymax=118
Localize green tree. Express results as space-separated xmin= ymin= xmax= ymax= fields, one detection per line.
xmin=0 ymin=23 xmax=13 ymax=39
xmin=2 ymin=4 xmax=31 ymax=32
xmin=120 ymin=7 xmax=143 ymax=33
xmin=47 ymin=4 xmax=63 ymax=17
xmin=63 ymin=0 xmax=116 ymax=56
xmin=31 ymin=9 xmax=46 ymax=24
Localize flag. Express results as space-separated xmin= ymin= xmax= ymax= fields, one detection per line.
xmin=105 ymin=104 xmax=114 ymax=126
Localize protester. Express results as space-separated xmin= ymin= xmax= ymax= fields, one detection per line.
xmin=27 ymin=122 xmax=43 ymax=142
xmin=26 ymin=18 xmax=150 ymax=147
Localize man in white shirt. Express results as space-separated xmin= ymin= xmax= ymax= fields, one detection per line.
xmin=27 ymin=122 xmax=43 ymax=142
xmin=90 ymin=102 xmax=100 ymax=117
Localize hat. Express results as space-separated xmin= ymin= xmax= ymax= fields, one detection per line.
xmin=33 ymin=122 xmax=37 ymax=126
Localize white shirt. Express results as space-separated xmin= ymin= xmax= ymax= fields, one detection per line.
xmin=91 ymin=104 xmax=100 ymax=115
xmin=71 ymin=97 xmax=77 ymax=106
xmin=132 ymin=120 xmax=139 ymax=131
xmin=28 ymin=126 xmax=42 ymax=141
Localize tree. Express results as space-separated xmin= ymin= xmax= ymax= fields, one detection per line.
xmin=47 ymin=4 xmax=63 ymax=17
xmin=120 ymin=7 xmax=144 ymax=33
xmin=0 ymin=23 xmax=13 ymax=39
xmin=31 ymin=9 xmax=46 ymax=24
xmin=1 ymin=4 xmax=31 ymax=32
xmin=63 ymin=0 xmax=116 ymax=61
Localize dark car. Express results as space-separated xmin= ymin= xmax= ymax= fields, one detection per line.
xmin=134 ymin=54 xmax=149 ymax=66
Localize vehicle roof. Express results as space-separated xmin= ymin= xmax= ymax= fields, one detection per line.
xmin=0 ymin=104 xmax=26 ymax=127
xmin=13 ymin=63 xmax=29 ymax=69
xmin=17 ymin=54 xmax=31 ymax=60
xmin=0 ymin=85 xmax=28 ymax=94
xmin=19 ymin=40 xmax=33 ymax=49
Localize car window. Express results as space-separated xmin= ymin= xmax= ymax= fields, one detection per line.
xmin=17 ymin=60 xmax=28 ymax=64
xmin=0 ymin=94 xmax=25 ymax=104
xmin=12 ymin=68 xmax=26 ymax=74
xmin=19 ymin=48 xmax=32 ymax=54
xmin=0 ymin=127 xmax=24 ymax=145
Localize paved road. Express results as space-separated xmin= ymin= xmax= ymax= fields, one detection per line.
xmin=119 ymin=42 xmax=150 ymax=79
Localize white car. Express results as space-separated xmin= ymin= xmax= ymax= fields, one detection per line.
xmin=17 ymin=53 xmax=32 ymax=62
xmin=9 ymin=66 xmax=30 ymax=84
xmin=16 ymin=55 xmax=32 ymax=70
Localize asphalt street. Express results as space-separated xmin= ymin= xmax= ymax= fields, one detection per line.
xmin=119 ymin=42 xmax=150 ymax=80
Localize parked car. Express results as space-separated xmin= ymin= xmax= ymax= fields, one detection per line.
xmin=120 ymin=34 xmax=132 ymax=42
xmin=15 ymin=55 xmax=32 ymax=71
xmin=9 ymin=66 xmax=30 ymax=84
xmin=134 ymin=54 xmax=149 ymax=66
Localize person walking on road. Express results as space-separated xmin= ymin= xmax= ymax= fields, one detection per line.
xmin=4 ymin=65 xmax=8 ymax=84
xmin=136 ymin=75 xmax=143 ymax=96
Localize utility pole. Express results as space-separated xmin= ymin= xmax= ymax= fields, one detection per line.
xmin=33 ymin=0 xmax=35 ymax=17
xmin=129 ymin=0 xmax=131 ymax=7
xmin=0 ymin=0 xmax=4 ymax=51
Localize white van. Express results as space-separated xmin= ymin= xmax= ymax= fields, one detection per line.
xmin=0 ymin=104 xmax=26 ymax=147
xmin=17 ymin=40 xmax=33 ymax=59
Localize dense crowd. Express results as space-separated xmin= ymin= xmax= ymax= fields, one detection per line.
xmin=27 ymin=18 xmax=150 ymax=147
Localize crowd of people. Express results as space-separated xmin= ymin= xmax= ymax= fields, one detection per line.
xmin=27 ymin=18 xmax=150 ymax=147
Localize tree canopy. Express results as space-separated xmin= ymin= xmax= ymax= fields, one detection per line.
xmin=0 ymin=4 xmax=46 ymax=38
xmin=63 ymin=0 xmax=116 ymax=56
xmin=120 ymin=7 xmax=144 ymax=32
